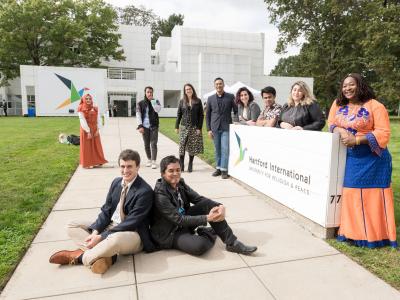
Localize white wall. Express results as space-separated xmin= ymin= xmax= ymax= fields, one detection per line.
xmin=21 ymin=66 xmax=107 ymax=116
xmin=106 ymin=25 xmax=151 ymax=70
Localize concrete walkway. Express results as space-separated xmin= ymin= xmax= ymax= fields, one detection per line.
xmin=1 ymin=118 xmax=399 ymax=300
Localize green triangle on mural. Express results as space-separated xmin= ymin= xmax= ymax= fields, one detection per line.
xmin=70 ymin=83 xmax=81 ymax=102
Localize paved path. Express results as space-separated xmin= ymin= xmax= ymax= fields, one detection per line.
xmin=1 ymin=118 xmax=399 ymax=300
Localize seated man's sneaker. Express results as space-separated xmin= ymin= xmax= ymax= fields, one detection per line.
xmin=49 ymin=249 xmax=83 ymax=265
xmin=91 ymin=257 xmax=113 ymax=274
xmin=212 ymin=169 xmax=222 ymax=177
xmin=221 ymin=171 xmax=229 ymax=179
xmin=226 ymin=240 xmax=257 ymax=255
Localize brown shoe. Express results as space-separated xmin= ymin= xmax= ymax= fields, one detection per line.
xmin=91 ymin=257 xmax=113 ymax=274
xmin=49 ymin=249 xmax=83 ymax=265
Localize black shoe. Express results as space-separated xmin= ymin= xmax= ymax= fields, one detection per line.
xmin=212 ymin=169 xmax=222 ymax=176
xmin=221 ymin=171 xmax=229 ymax=179
xmin=226 ymin=240 xmax=257 ymax=255
xmin=197 ymin=226 xmax=217 ymax=243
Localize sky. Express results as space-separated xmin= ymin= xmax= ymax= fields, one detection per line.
xmin=105 ymin=0 xmax=300 ymax=73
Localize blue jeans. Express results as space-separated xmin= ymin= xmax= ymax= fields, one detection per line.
xmin=213 ymin=130 xmax=229 ymax=171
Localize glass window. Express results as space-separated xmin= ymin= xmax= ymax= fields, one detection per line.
xmin=107 ymin=68 xmax=137 ymax=80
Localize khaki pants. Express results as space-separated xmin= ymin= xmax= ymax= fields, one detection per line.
xmin=67 ymin=220 xmax=143 ymax=266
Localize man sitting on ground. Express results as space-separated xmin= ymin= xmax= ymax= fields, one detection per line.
xmin=150 ymin=155 xmax=257 ymax=256
xmin=49 ymin=149 xmax=155 ymax=274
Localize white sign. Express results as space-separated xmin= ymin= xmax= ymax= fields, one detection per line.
xmin=36 ymin=66 xmax=107 ymax=116
xmin=228 ymin=125 xmax=346 ymax=228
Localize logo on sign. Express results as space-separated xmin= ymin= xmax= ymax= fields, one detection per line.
xmin=234 ymin=131 xmax=247 ymax=166
xmin=55 ymin=73 xmax=90 ymax=109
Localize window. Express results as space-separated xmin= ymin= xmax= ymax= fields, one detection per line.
xmin=27 ymin=95 xmax=35 ymax=108
xmin=151 ymin=55 xmax=159 ymax=65
xmin=107 ymin=68 xmax=138 ymax=80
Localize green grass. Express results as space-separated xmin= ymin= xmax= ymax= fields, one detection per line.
xmin=0 ymin=117 xmax=79 ymax=290
xmin=159 ymin=117 xmax=400 ymax=290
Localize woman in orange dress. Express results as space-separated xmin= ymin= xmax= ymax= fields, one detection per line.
xmin=328 ymin=73 xmax=397 ymax=248
xmin=77 ymin=94 xmax=108 ymax=169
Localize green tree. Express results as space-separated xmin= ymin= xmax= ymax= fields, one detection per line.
xmin=267 ymin=0 xmax=400 ymax=113
xmin=116 ymin=4 xmax=157 ymax=26
xmin=117 ymin=5 xmax=184 ymax=49
xmin=152 ymin=14 xmax=184 ymax=48
xmin=267 ymin=0 xmax=367 ymax=110
xmin=361 ymin=1 xmax=400 ymax=113
xmin=0 ymin=0 xmax=124 ymax=86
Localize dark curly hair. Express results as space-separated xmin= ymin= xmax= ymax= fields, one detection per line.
xmin=235 ymin=87 xmax=254 ymax=106
xmin=336 ymin=73 xmax=376 ymax=106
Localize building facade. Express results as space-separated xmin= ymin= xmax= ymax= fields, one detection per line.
xmin=2 ymin=25 xmax=312 ymax=117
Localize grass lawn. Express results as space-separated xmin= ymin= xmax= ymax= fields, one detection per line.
xmin=159 ymin=117 xmax=400 ymax=290
xmin=0 ymin=117 xmax=80 ymax=290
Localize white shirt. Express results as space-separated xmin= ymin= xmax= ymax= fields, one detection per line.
xmin=78 ymin=110 xmax=102 ymax=133
xmin=111 ymin=176 xmax=137 ymax=225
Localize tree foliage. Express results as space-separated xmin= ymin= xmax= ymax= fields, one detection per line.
xmin=116 ymin=5 xmax=184 ymax=49
xmin=152 ymin=14 xmax=184 ymax=48
xmin=267 ymin=0 xmax=400 ymax=113
xmin=0 ymin=0 xmax=124 ymax=86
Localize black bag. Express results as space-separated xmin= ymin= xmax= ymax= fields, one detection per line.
xmin=67 ymin=134 xmax=80 ymax=145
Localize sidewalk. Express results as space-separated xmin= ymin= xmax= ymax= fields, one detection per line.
xmin=1 ymin=117 xmax=399 ymax=300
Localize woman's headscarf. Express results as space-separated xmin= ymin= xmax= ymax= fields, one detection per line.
xmin=77 ymin=94 xmax=94 ymax=113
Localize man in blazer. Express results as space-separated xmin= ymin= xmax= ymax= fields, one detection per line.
xmin=206 ymin=77 xmax=238 ymax=179
xmin=49 ymin=149 xmax=155 ymax=274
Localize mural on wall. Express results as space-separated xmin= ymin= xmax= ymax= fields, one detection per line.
xmin=55 ymin=73 xmax=89 ymax=109
xmin=36 ymin=67 xmax=106 ymax=116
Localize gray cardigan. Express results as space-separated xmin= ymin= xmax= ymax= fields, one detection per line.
xmin=237 ymin=101 xmax=261 ymax=124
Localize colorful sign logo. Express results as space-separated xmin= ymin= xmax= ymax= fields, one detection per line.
xmin=55 ymin=73 xmax=89 ymax=109
xmin=234 ymin=131 xmax=247 ymax=166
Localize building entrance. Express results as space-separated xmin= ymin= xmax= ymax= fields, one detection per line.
xmin=113 ymin=100 xmax=128 ymax=117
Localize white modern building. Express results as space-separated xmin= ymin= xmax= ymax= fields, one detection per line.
xmin=2 ymin=25 xmax=313 ymax=117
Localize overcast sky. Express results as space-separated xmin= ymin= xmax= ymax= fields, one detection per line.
xmin=105 ymin=0 xmax=300 ymax=73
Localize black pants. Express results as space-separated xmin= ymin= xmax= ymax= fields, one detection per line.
xmin=142 ymin=127 xmax=158 ymax=160
xmin=172 ymin=199 xmax=237 ymax=256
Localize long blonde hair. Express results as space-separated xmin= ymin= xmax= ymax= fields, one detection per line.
xmin=287 ymin=81 xmax=315 ymax=106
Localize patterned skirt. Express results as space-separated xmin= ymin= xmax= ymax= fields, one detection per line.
xmin=179 ymin=126 xmax=204 ymax=156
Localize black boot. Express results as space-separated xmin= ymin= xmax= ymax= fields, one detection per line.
xmin=179 ymin=155 xmax=185 ymax=172
xmin=226 ymin=240 xmax=257 ymax=255
xmin=188 ymin=155 xmax=194 ymax=172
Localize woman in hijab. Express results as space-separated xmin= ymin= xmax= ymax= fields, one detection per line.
xmin=77 ymin=94 xmax=108 ymax=169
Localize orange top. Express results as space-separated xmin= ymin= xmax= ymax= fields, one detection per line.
xmin=327 ymin=99 xmax=390 ymax=149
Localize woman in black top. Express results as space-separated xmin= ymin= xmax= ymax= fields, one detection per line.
xmin=175 ymin=83 xmax=204 ymax=172
xmin=278 ymin=81 xmax=325 ymax=131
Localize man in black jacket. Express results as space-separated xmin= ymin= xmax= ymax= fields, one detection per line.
xmin=206 ymin=78 xmax=238 ymax=179
xmin=49 ymin=149 xmax=155 ymax=274
xmin=150 ymin=155 xmax=257 ymax=256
